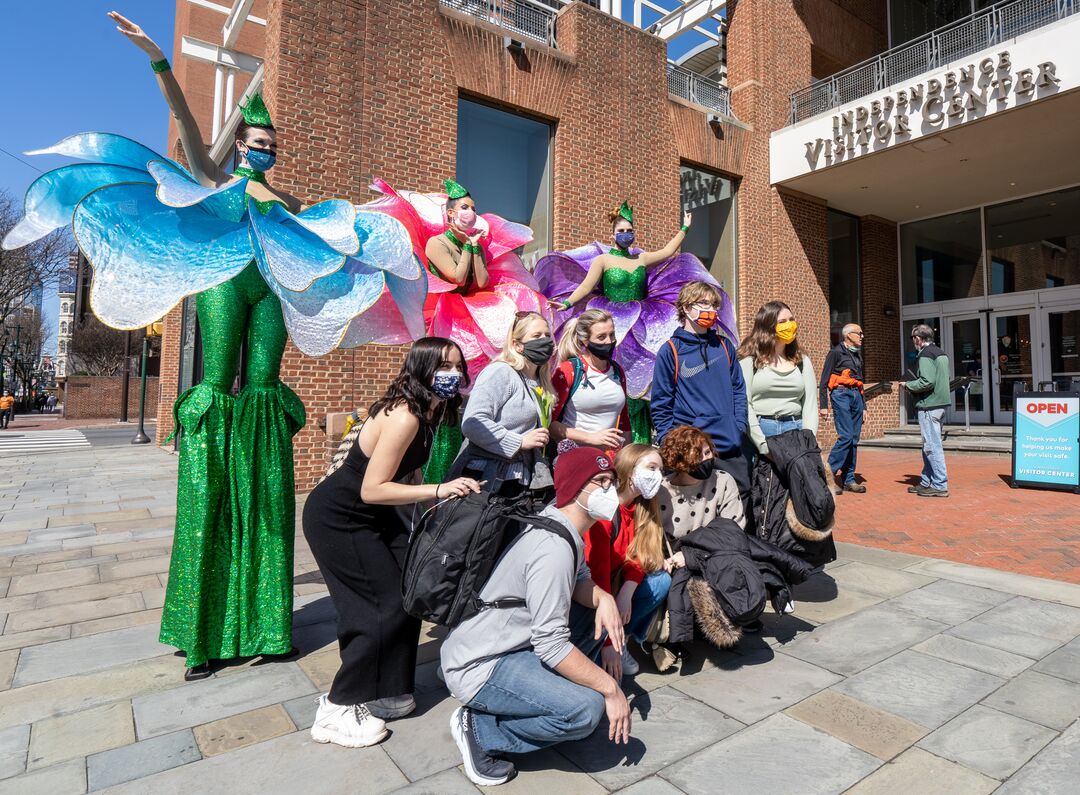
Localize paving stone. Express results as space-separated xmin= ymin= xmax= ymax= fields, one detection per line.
xmin=390 ymin=768 xmax=482 ymax=795
xmin=916 ymin=704 xmax=1056 ymax=780
xmin=978 ymin=596 xmax=1080 ymax=643
xmin=982 ymin=669 xmax=1080 ymax=730
xmin=5 ymin=592 xmax=145 ymax=633
xmin=25 ymin=526 xmax=97 ymax=544
xmin=0 ymin=724 xmax=29 ymax=779
xmin=0 ymin=651 xmax=16 ymax=693
xmin=883 ymin=582 xmax=1005 ymax=626
xmin=382 ymin=691 xmax=462 ymax=781
xmin=671 ymin=649 xmax=840 ymax=723
xmin=996 ymin=718 xmax=1080 ymax=794
xmin=13 ymin=548 xmax=94 ymax=567
xmin=782 ymin=606 xmax=947 ymax=676
xmin=8 ymin=567 xmax=98 ymax=596
xmin=27 ymin=700 xmax=135 ymax=770
xmin=85 ymin=536 xmax=173 ymax=556
xmin=48 ymin=509 xmax=151 ymax=528
xmin=193 ymin=704 xmax=295 ymax=757
xmin=59 ymin=503 xmax=122 ymax=516
xmin=912 ymin=634 xmax=1035 ymax=678
xmin=0 ymin=540 xmax=60 ymax=557
xmin=612 ymin=777 xmax=684 ymax=795
xmin=833 ymin=650 xmax=1004 ymax=729
xmin=790 ymin=587 xmax=883 ymax=624
xmin=660 ymin=712 xmax=880 ymax=795
xmin=904 ymin=559 xmax=1080 ymax=609
xmin=97 ymin=555 xmax=171 ymax=582
xmin=0 ymin=593 xmax=38 ymax=614
xmin=502 ymin=748 xmax=606 ymax=795
xmin=14 ymin=624 xmax=172 ymax=687
xmin=86 ymin=729 xmax=200 ymax=791
xmin=784 ymin=689 xmax=926 ymax=761
xmin=103 ymin=730 xmax=408 ymax=795
xmin=826 ymin=561 xmax=936 ymax=599
xmin=133 ymin=664 xmax=316 ymax=738
xmin=35 ymin=575 xmax=161 ymax=608
xmin=946 ymin=618 xmax=1063 ymax=659
xmin=1032 ymin=635 xmax=1080 ymax=683
xmin=558 ymin=686 xmax=743 ymax=790
xmin=295 ymin=649 xmax=338 ymax=691
xmin=0 ymin=758 xmax=87 ymax=795
xmin=0 ymin=656 xmax=180 ymax=730
xmin=281 ymin=693 xmax=320 ymax=731
xmin=0 ymin=625 xmax=71 ymax=655
xmin=845 ymin=747 xmax=997 ymax=795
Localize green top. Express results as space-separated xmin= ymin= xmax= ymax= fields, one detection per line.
xmin=602 ymin=265 xmax=646 ymax=302
xmin=738 ymin=356 xmax=819 ymax=454
xmin=905 ymin=344 xmax=951 ymax=409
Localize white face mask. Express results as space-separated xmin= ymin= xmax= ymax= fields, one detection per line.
xmin=632 ymin=467 xmax=663 ymax=500
xmin=577 ymin=484 xmax=619 ymax=521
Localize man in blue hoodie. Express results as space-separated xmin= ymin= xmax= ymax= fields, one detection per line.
xmin=652 ymin=281 xmax=749 ymax=502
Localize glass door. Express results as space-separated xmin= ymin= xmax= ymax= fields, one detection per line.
xmin=943 ymin=314 xmax=990 ymax=424
xmin=989 ymin=310 xmax=1036 ymax=423
xmin=1046 ymin=308 xmax=1080 ymax=392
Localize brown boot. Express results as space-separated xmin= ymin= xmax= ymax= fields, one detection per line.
xmin=843 ymin=483 xmax=867 ymax=493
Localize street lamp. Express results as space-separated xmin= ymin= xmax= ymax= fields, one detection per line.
xmin=132 ymin=321 xmax=163 ymax=445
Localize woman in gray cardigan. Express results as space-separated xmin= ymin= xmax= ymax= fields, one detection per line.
xmin=454 ymin=311 xmax=556 ymax=496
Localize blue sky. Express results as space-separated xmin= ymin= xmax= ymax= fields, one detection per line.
xmin=0 ymin=3 xmax=176 ymax=354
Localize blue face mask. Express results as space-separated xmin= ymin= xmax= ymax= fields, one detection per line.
xmin=431 ymin=371 xmax=463 ymax=400
xmin=615 ymin=231 xmax=635 ymax=249
xmin=244 ymin=146 xmax=277 ymax=172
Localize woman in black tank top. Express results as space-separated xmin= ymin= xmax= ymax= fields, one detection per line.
xmin=302 ymin=337 xmax=481 ymax=748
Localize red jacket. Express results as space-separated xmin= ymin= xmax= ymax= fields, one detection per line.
xmin=551 ymin=358 xmax=632 ymax=438
xmin=585 ymin=503 xmax=646 ymax=595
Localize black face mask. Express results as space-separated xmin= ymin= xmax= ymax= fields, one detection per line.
xmin=521 ymin=338 xmax=554 ymax=365
xmin=586 ymin=341 xmax=615 ymax=361
xmin=689 ymin=460 xmax=713 ymax=480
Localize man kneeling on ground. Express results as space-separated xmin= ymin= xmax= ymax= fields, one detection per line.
xmin=441 ymin=446 xmax=632 ymax=786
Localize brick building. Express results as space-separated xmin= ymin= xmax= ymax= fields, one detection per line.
xmin=156 ymin=0 xmax=1080 ymax=489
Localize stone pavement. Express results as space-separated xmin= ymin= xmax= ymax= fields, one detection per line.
xmin=837 ymin=448 xmax=1080 ymax=584
xmin=1 ymin=444 xmax=1080 ymax=794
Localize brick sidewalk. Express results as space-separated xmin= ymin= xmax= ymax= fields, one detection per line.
xmin=836 ymin=449 xmax=1080 ymax=584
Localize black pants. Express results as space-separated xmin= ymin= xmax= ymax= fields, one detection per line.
xmin=302 ymin=514 xmax=421 ymax=706
xmin=714 ymin=449 xmax=751 ymax=523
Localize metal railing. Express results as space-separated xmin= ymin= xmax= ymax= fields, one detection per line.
xmin=787 ymin=0 xmax=1078 ymax=124
xmin=440 ymin=0 xmax=560 ymax=48
xmin=667 ymin=62 xmax=732 ymax=117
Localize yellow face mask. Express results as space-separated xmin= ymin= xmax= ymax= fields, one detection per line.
xmin=775 ymin=320 xmax=798 ymax=344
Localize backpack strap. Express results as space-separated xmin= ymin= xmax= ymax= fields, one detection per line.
xmin=666 ymin=339 xmax=680 ymax=381
xmin=472 ymin=514 xmax=580 ymax=612
xmin=554 ymin=357 xmax=586 ymax=424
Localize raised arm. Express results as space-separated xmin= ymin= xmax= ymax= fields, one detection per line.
xmin=639 ymin=212 xmax=692 ymax=267
xmin=109 ymin=11 xmax=225 ymax=187
xmin=561 ymin=255 xmax=606 ymax=307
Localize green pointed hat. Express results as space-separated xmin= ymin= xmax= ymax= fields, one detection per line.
xmin=444 ymin=178 xmax=469 ymax=200
xmin=239 ymin=92 xmax=274 ymax=128
xmin=618 ymin=200 xmax=634 ymax=224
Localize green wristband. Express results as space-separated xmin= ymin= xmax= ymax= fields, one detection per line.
xmin=561 ymin=299 xmax=571 ymax=309
xmin=465 ymin=243 xmax=482 ymax=255
xmin=151 ymin=58 xmax=171 ymax=74
xmin=680 ymin=224 xmax=690 ymax=233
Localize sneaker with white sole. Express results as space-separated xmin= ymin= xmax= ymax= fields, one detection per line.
xmin=621 ymin=645 xmax=640 ymax=677
xmin=367 ymin=694 xmax=416 ymax=720
xmin=451 ymin=706 xmax=516 ymax=786
xmin=310 ymin=695 xmax=388 ymax=747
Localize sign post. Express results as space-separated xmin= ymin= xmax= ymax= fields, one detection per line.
xmin=1011 ymin=391 xmax=1080 ymax=493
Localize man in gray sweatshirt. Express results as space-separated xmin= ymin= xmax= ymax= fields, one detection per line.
xmin=441 ymin=446 xmax=631 ymax=786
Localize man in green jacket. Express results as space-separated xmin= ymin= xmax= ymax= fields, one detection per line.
xmin=903 ymin=324 xmax=951 ymax=497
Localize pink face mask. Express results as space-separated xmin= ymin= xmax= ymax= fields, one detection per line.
xmin=454 ymin=208 xmax=477 ymax=231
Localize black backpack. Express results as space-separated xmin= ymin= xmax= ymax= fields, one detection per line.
xmin=401 ymin=491 xmax=579 ymax=627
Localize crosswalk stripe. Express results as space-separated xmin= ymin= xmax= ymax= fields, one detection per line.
xmin=0 ymin=429 xmax=91 ymax=455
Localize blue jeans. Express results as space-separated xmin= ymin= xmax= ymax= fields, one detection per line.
xmin=917 ymin=408 xmax=948 ymax=490
xmin=759 ymin=416 xmax=803 ymax=439
xmin=828 ymin=387 xmax=865 ymax=484
xmin=467 ymin=603 xmax=606 ymax=755
xmin=625 ymin=570 xmax=672 ymax=642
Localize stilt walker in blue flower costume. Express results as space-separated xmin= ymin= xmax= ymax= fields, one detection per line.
xmin=2 ymin=12 xmax=424 ymax=680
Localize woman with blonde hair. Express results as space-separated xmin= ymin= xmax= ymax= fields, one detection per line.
xmin=551 ymin=308 xmax=631 ymax=453
xmin=452 ymin=310 xmax=556 ymax=497
xmin=585 ymin=444 xmax=672 ymax=679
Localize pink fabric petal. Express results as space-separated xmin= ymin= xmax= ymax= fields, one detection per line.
xmin=481 ymin=213 xmax=533 ymax=261
xmin=488 ymin=252 xmax=540 ymax=292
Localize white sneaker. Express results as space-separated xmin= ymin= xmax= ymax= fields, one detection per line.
xmin=310 ymin=694 xmax=388 ymax=747
xmin=367 ymin=694 xmax=416 ymax=720
xmin=621 ymin=645 xmax=640 ymax=677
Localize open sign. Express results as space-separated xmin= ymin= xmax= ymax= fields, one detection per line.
xmin=1025 ymin=402 xmax=1070 ymax=414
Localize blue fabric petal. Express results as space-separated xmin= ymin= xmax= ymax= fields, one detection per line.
xmin=247 ymin=200 xmax=347 ymax=292
xmin=74 ymin=182 xmax=252 ymax=329
xmin=352 ymin=210 xmax=422 ymax=279
xmin=336 ymin=271 xmax=428 ymax=347
xmin=2 ymin=164 xmax=148 ymax=250
xmin=293 ymin=201 xmax=359 ymax=256
xmin=148 ymin=161 xmax=249 ymax=224
xmin=27 ymin=132 xmax=176 ymax=172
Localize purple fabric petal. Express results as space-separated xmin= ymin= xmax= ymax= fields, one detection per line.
xmin=632 ymin=300 xmax=680 ymax=353
xmin=588 ymin=295 xmax=641 ymax=345
xmin=647 ymin=252 xmax=717 ymax=303
xmin=615 ymin=330 xmax=656 ymax=399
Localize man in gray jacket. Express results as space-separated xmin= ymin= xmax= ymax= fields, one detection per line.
xmin=441 ymin=446 xmax=630 ymax=786
xmin=903 ymin=324 xmax=951 ymax=497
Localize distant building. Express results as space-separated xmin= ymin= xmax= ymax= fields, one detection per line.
xmin=56 ymin=254 xmax=79 ymax=381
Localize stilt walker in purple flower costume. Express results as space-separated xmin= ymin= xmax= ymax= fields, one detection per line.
xmin=535 ymin=201 xmax=735 ymax=443
xmin=1 ymin=12 xmax=423 ymax=681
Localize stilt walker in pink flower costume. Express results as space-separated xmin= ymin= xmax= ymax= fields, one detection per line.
xmin=363 ymin=177 xmax=548 ymax=478
xmin=535 ymin=201 xmax=736 ymax=444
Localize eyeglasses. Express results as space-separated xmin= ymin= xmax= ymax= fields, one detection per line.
xmin=850 ymin=331 xmax=864 ymax=337
xmin=590 ymin=475 xmax=615 ymax=489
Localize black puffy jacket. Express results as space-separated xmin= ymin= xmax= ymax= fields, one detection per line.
xmin=751 ymin=428 xmax=837 ymax=568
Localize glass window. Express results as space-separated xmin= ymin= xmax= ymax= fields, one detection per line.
xmin=900 ymin=209 xmax=983 ymax=304
xmin=456 ymin=98 xmax=553 ymax=269
xmin=1049 ymin=309 xmax=1080 ymax=391
xmin=903 ymin=316 xmax=940 ymax=378
xmin=178 ymin=296 xmax=200 ymax=395
xmin=984 ymin=185 xmax=1080 ymax=295
xmin=889 ymin=0 xmax=977 ymax=46
xmin=827 ymin=210 xmax=861 ymax=345
xmin=680 ymin=166 xmax=737 ymax=304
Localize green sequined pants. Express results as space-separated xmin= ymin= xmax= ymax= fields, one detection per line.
xmin=160 ymin=263 xmax=305 ymax=668
xmin=627 ymin=398 xmax=652 ymax=445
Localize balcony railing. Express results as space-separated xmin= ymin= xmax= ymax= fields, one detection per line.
xmin=440 ymin=0 xmax=559 ymax=48
xmin=668 ymin=62 xmax=732 ymax=117
xmin=787 ymin=0 xmax=1079 ymax=125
